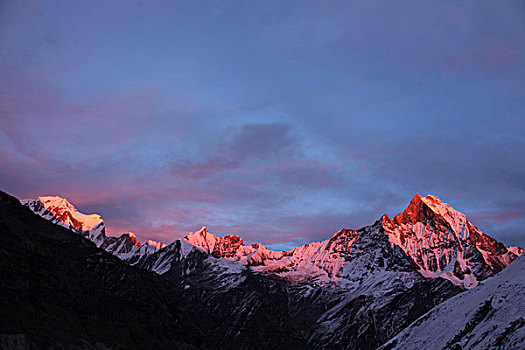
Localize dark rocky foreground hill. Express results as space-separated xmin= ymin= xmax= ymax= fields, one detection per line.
xmin=0 ymin=191 xmax=205 ymax=349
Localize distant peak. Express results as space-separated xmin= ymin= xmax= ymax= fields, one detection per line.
xmin=184 ymin=227 xmax=246 ymax=257
xmin=390 ymin=193 xmax=470 ymax=235
xmin=24 ymin=195 xmax=104 ymax=232
xmin=184 ymin=227 xmax=218 ymax=252
xmin=196 ymin=226 xmax=208 ymax=234
xmin=508 ymin=246 xmax=524 ymax=256
xmin=187 ymin=226 xmax=214 ymax=240
xmin=124 ymin=232 xmax=141 ymax=247
xmin=145 ymin=240 xmax=167 ymax=249
xmin=404 ymin=193 xmax=448 ymax=214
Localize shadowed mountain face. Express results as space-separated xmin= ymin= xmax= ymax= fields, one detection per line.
xmin=380 ymin=255 xmax=525 ymax=350
xmin=0 ymin=191 xmax=205 ymax=350
xmin=134 ymin=219 xmax=461 ymax=350
xmin=10 ymin=191 xmax=524 ymax=349
xmin=0 ymin=190 xmax=309 ymax=350
xmin=136 ymin=240 xmax=308 ymax=350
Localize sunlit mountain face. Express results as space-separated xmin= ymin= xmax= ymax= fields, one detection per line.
xmin=22 ymin=193 xmax=522 ymax=290
xmin=5 ymin=191 xmax=520 ymax=349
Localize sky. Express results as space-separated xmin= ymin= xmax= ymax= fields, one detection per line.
xmin=1 ymin=0 xmax=524 ymax=249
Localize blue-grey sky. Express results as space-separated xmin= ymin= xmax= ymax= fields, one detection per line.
xmin=1 ymin=0 xmax=524 ymax=249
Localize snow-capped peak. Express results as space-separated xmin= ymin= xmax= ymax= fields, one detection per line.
xmin=21 ymin=196 xmax=106 ymax=246
xmin=37 ymin=196 xmax=103 ymax=232
xmin=184 ymin=227 xmax=249 ymax=259
xmin=145 ymin=240 xmax=167 ymax=249
xmin=21 ymin=193 xmax=519 ymax=290
xmin=179 ymin=193 xmax=519 ymax=289
xmin=21 ymin=195 xmax=166 ymax=265
xmin=383 ymin=194 xmax=518 ymax=288
xmin=508 ymin=246 xmax=524 ymax=256
xmin=185 ymin=226 xmax=219 ymax=252
xmin=124 ymin=232 xmax=141 ymax=247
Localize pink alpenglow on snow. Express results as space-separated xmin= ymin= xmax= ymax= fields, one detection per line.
xmin=184 ymin=195 xmax=522 ymax=289
xmin=22 ymin=193 xmax=522 ymax=289
xmin=21 ymin=196 xmax=167 ymax=265
xmin=145 ymin=240 xmax=167 ymax=250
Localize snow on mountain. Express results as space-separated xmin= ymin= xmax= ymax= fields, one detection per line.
xmin=21 ymin=196 xmax=165 ymax=265
xmin=133 ymin=222 xmax=458 ymax=350
xmin=509 ymin=246 xmax=524 ymax=256
xmin=20 ymin=192 xmax=519 ymax=349
xmin=21 ymin=196 xmax=106 ymax=246
xmin=144 ymin=238 xmax=248 ymax=290
xmin=22 ymin=193 xmax=520 ymax=290
xmin=100 ymin=231 xmax=166 ymax=265
xmin=380 ymin=255 xmax=525 ymax=350
xmin=135 ymin=237 xmax=308 ymax=349
xmin=184 ymin=225 xmax=395 ymax=287
xmin=184 ymin=227 xmax=289 ymax=264
xmin=145 ymin=239 xmax=166 ymax=249
xmin=182 ymin=195 xmax=519 ymax=289
xmin=383 ymin=194 xmax=519 ymax=288
xmin=168 ymin=219 xmax=461 ymax=349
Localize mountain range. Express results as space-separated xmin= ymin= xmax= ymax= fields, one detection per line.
xmin=1 ymin=190 xmax=522 ymax=349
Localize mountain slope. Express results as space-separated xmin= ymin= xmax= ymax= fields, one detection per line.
xmin=283 ymin=220 xmax=461 ymax=349
xmin=0 ymin=190 xmax=205 ymax=349
xmin=380 ymin=255 xmax=525 ymax=350
xmin=184 ymin=194 xmax=520 ymax=289
xmin=383 ymin=194 xmax=518 ymax=288
xmin=19 ymin=192 xmax=523 ymax=349
xmin=137 ymin=239 xmax=309 ymax=350
xmin=22 ymin=196 xmax=165 ymax=265
xmin=22 ymin=196 xmax=106 ymax=246
xmin=140 ymin=219 xmax=460 ymax=350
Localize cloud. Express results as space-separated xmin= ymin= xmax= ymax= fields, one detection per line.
xmin=1 ymin=0 xmax=524 ymax=249
xmin=170 ymin=122 xmax=297 ymax=180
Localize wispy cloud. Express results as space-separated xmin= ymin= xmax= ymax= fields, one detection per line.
xmin=1 ymin=0 xmax=524 ymax=248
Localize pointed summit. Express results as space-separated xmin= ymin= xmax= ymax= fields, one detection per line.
xmin=393 ymin=194 xmax=469 ymax=239
xmin=185 ymin=227 xmax=245 ymax=258
xmin=384 ymin=194 xmax=517 ymax=288
xmin=395 ymin=193 xmax=432 ymax=224
xmin=124 ymin=232 xmax=141 ymax=247
xmin=21 ymin=196 xmax=106 ymax=246
xmin=145 ymin=240 xmax=167 ymax=250
xmin=21 ymin=196 xmax=166 ymax=264
xmin=38 ymin=196 xmax=104 ymax=232
xmin=184 ymin=226 xmax=217 ymax=252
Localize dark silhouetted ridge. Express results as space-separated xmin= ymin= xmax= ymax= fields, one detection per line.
xmin=0 ymin=190 xmax=205 ymax=350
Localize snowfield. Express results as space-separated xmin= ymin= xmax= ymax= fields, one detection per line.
xmin=380 ymin=255 xmax=525 ymax=350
